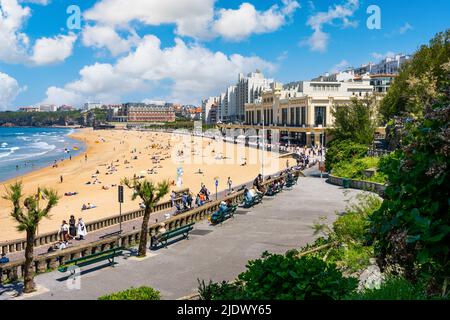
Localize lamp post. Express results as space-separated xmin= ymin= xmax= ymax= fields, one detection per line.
xmin=262 ymin=108 xmax=265 ymax=180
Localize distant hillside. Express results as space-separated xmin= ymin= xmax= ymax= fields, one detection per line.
xmin=0 ymin=110 xmax=107 ymax=127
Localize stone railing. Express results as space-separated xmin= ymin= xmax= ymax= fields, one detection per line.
xmin=0 ymin=188 xmax=189 ymax=255
xmin=327 ymin=175 xmax=386 ymax=197
xmin=0 ymin=171 xmax=296 ymax=285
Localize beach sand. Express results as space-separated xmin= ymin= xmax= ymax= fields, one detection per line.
xmin=0 ymin=128 xmax=293 ymax=242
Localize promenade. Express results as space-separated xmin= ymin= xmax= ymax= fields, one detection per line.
xmin=0 ymin=173 xmax=362 ymax=300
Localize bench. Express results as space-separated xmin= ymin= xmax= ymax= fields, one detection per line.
xmin=243 ymin=194 xmax=263 ymax=208
xmin=152 ymin=223 xmax=195 ymax=249
xmin=210 ymin=204 xmax=238 ymax=225
xmin=58 ymin=247 xmax=124 ymax=275
xmin=266 ymin=185 xmax=282 ymax=196
xmin=285 ymin=176 xmax=299 ymax=188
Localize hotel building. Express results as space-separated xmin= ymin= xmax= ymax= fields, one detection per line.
xmin=107 ymin=103 xmax=176 ymax=123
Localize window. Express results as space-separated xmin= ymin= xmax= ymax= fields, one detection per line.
xmin=314 ymin=106 xmax=326 ymax=127
xmin=290 ymin=108 xmax=295 ymax=125
xmin=281 ymin=109 xmax=288 ymax=125
xmin=295 ymin=107 xmax=300 ymax=126
xmin=300 ymin=107 xmax=306 ymax=126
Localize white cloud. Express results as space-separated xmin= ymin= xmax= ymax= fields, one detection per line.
xmin=0 ymin=71 xmax=23 ymax=109
xmin=0 ymin=0 xmax=76 ymax=65
xmin=329 ymin=59 xmax=350 ymax=73
xmin=21 ymin=0 xmax=50 ymax=4
xmin=372 ymin=51 xmax=396 ymax=61
xmin=0 ymin=0 xmax=31 ymax=63
xmin=302 ymin=0 xmax=359 ymax=52
xmin=83 ymin=0 xmax=299 ymax=50
xmin=84 ymin=0 xmax=215 ymax=39
xmin=212 ymin=0 xmax=300 ymax=41
xmin=31 ymin=33 xmax=77 ymax=65
xmin=42 ymin=35 xmax=275 ymax=106
xmin=82 ymin=25 xmax=140 ymax=57
xmin=399 ymin=22 xmax=413 ymax=34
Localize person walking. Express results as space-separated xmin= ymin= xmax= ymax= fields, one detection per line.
xmin=69 ymin=215 xmax=77 ymax=239
xmin=227 ymin=177 xmax=233 ymax=193
xmin=58 ymin=220 xmax=70 ymax=242
xmin=60 ymin=175 xmax=64 ymax=184
xmin=77 ymin=218 xmax=87 ymax=240
xmin=170 ymin=191 xmax=176 ymax=207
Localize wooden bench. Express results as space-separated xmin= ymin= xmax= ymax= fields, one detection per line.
xmin=152 ymin=223 xmax=195 ymax=249
xmin=58 ymin=247 xmax=124 ymax=275
xmin=210 ymin=204 xmax=238 ymax=225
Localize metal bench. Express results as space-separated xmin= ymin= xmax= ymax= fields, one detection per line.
xmin=152 ymin=223 xmax=195 ymax=249
xmin=210 ymin=204 xmax=238 ymax=225
xmin=58 ymin=247 xmax=124 ymax=276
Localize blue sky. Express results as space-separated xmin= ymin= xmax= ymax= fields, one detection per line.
xmin=0 ymin=0 xmax=449 ymax=110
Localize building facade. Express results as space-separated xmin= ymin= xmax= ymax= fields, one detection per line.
xmin=242 ymin=78 xmax=376 ymax=146
xmin=202 ymin=96 xmax=221 ymax=124
xmin=108 ymin=103 xmax=176 ymax=123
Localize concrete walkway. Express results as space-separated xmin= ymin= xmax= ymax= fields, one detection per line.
xmin=0 ymin=176 xmax=362 ymax=300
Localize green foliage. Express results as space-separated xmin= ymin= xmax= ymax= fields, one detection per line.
xmin=310 ymin=194 xmax=382 ymax=273
xmin=122 ymin=178 xmax=170 ymax=209
xmin=328 ymin=96 xmax=379 ymax=145
xmin=199 ymin=251 xmax=358 ymax=300
xmin=347 ymin=277 xmax=429 ymax=300
xmin=98 ymin=286 xmax=161 ymax=300
xmin=325 ymin=140 xmax=368 ymax=172
xmin=0 ymin=110 xmax=83 ymax=127
xmin=198 ymin=280 xmax=244 ymax=300
xmin=370 ymin=102 xmax=450 ymax=293
xmin=332 ymin=156 xmax=387 ymax=184
xmin=380 ymin=30 xmax=450 ymax=121
xmin=3 ymin=182 xmax=60 ymax=233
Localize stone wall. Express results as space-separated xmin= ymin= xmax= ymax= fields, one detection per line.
xmin=327 ymin=175 xmax=386 ymax=197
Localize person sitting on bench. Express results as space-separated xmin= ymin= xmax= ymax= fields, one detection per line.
xmin=244 ymin=188 xmax=254 ymax=203
xmin=0 ymin=253 xmax=9 ymax=264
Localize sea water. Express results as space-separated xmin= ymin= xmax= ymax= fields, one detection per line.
xmin=0 ymin=127 xmax=85 ymax=182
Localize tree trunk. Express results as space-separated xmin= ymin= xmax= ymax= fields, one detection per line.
xmin=138 ymin=206 xmax=153 ymax=257
xmin=23 ymin=230 xmax=36 ymax=294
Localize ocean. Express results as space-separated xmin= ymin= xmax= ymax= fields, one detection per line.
xmin=0 ymin=127 xmax=85 ymax=183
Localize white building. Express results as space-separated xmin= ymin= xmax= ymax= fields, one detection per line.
xmin=243 ymin=77 xmax=376 ymax=146
xmin=219 ymin=85 xmax=237 ymax=123
xmin=202 ymin=96 xmax=221 ymax=124
xmin=83 ymin=102 xmax=102 ymax=111
xmin=39 ymin=104 xmax=58 ymax=112
xmin=353 ymin=54 xmax=411 ymax=76
xmin=235 ymin=70 xmax=273 ymax=122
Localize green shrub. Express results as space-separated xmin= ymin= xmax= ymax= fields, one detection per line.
xmin=98 ymin=286 xmax=161 ymax=300
xmin=325 ymin=140 xmax=368 ymax=172
xmin=332 ymin=156 xmax=387 ymax=184
xmin=348 ymin=277 xmax=428 ymax=300
xmin=198 ymin=280 xmax=244 ymax=300
xmin=199 ymin=251 xmax=358 ymax=300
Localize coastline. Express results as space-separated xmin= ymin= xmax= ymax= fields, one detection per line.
xmin=0 ymin=127 xmax=86 ymax=184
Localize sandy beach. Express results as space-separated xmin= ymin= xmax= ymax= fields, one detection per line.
xmin=0 ymin=128 xmax=292 ymax=242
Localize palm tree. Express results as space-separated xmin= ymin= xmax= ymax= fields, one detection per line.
xmin=3 ymin=182 xmax=59 ymax=293
xmin=122 ymin=178 xmax=170 ymax=257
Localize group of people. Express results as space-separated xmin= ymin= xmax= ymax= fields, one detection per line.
xmin=57 ymin=216 xmax=88 ymax=244
xmin=195 ymin=184 xmax=211 ymax=207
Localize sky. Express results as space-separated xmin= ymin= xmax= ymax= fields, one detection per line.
xmin=0 ymin=0 xmax=449 ymax=110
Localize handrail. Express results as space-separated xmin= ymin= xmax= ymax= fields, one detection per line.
xmin=0 ymin=188 xmax=189 ymax=255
